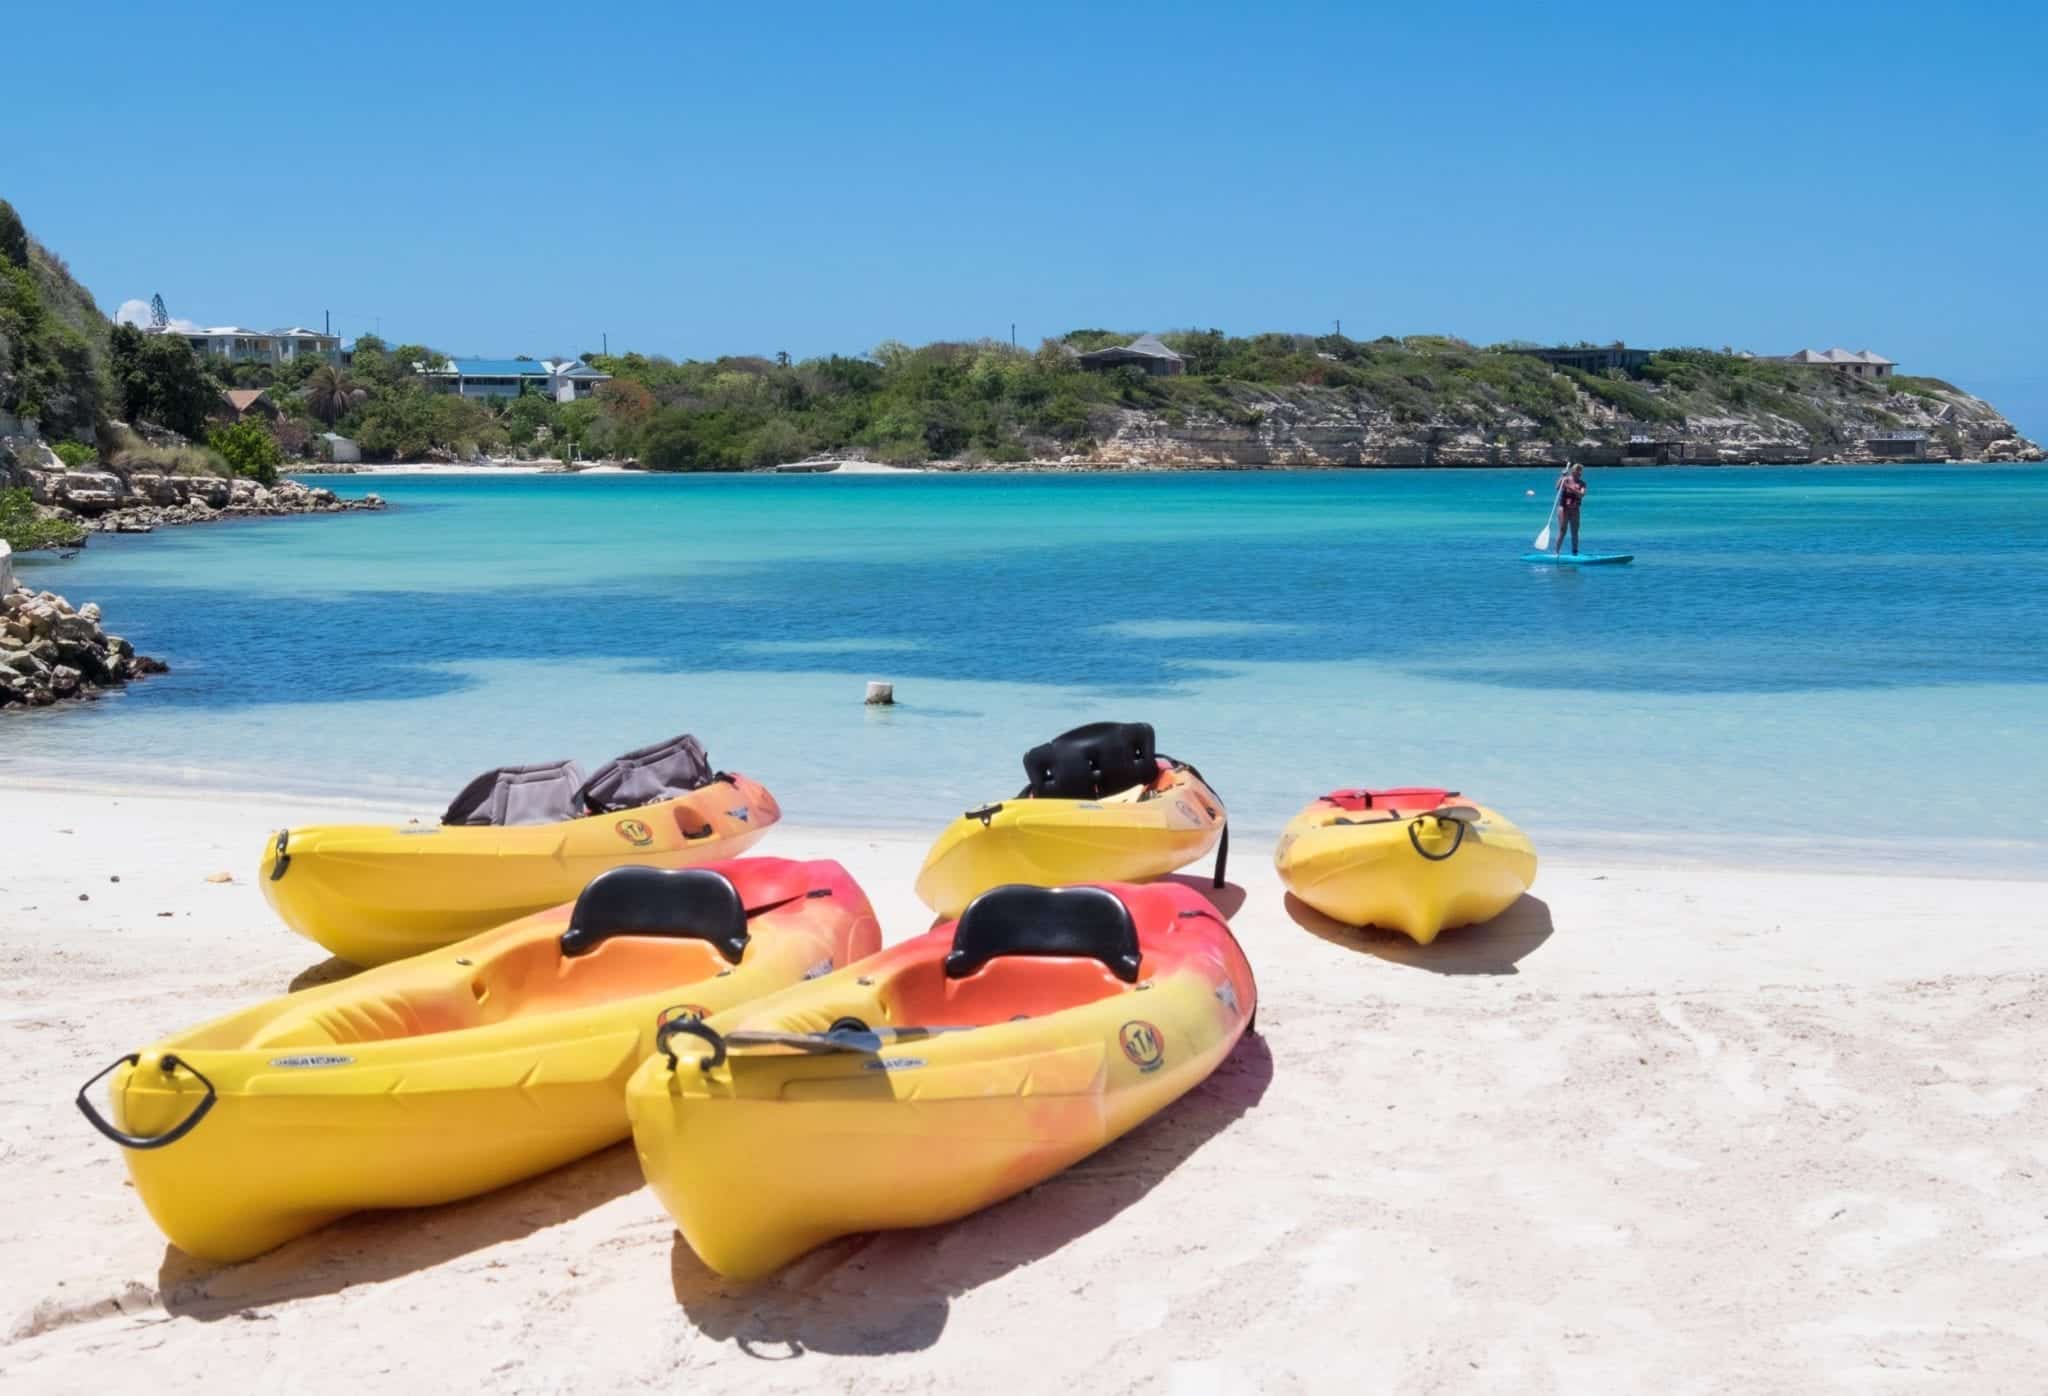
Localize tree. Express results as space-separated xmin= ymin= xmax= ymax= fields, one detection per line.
xmin=303 ymin=364 xmax=360 ymax=425
xmin=107 ymin=322 xmax=219 ymax=437
xmin=0 ymin=487 xmax=85 ymax=550
xmin=354 ymin=383 xmax=438 ymax=460
xmin=0 ymin=199 xmax=27 ymax=270
xmin=207 ymin=419 xmax=283 ymax=484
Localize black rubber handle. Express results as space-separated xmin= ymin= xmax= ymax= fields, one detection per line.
xmin=269 ymin=828 xmax=292 ymax=881
xmin=657 ymin=1017 xmax=727 ymax=1072
xmin=75 ymin=1053 xmax=218 ymax=1150
xmin=1408 ymin=814 xmax=1468 ymax=862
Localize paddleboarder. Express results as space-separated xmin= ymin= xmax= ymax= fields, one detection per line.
xmin=1552 ymin=463 xmax=1586 ymax=555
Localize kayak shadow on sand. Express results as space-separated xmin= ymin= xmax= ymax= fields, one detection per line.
xmin=288 ymin=955 xmax=360 ymax=991
xmin=153 ymin=1141 xmax=646 ymax=1319
xmin=1286 ymin=892 xmax=1554 ymax=975
xmin=666 ymin=1029 xmax=1275 ymax=1358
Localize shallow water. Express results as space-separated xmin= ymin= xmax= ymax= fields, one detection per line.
xmin=7 ymin=466 xmax=2045 ymax=871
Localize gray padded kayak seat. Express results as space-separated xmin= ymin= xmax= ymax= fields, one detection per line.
xmin=578 ymin=733 xmax=716 ymax=814
xmin=441 ymin=760 xmax=589 ymax=827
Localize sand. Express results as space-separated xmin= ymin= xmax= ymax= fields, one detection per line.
xmin=2 ymin=785 xmax=2044 ymax=1393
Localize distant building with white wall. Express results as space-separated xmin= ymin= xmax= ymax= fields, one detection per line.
xmin=421 ymin=358 xmax=612 ymax=403
xmin=150 ymin=324 xmax=342 ymax=365
xmin=1778 ymin=348 xmax=1896 ymax=380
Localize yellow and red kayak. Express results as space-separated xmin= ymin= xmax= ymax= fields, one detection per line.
xmin=1274 ymin=787 xmax=1536 ymax=943
xmin=79 ymin=857 xmax=878 ymax=1263
xmin=916 ymin=764 xmax=1225 ymax=919
xmin=628 ymin=879 xmax=1257 ymax=1279
xmin=260 ymin=774 xmax=779 ymax=966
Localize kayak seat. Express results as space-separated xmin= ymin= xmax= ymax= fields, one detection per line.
xmin=579 ymin=733 xmax=715 ymax=814
xmin=1022 ymin=721 xmax=1158 ymax=800
xmin=1322 ymin=787 xmax=1456 ymax=814
xmin=441 ymin=760 xmax=589 ymax=827
xmin=946 ymin=884 xmax=1143 ymax=983
xmin=560 ymin=866 xmax=750 ymax=963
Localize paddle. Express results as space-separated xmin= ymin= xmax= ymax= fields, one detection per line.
xmin=1532 ymin=473 xmax=1565 ymax=552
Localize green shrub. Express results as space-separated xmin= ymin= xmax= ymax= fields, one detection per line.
xmin=0 ymin=486 xmax=85 ymax=550
xmin=52 ymin=440 xmax=97 ymax=469
xmin=207 ymin=420 xmax=284 ymax=484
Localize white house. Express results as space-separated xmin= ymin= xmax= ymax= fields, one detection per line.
xmin=422 ymin=358 xmax=613 ymax=403
xmin=151 ymin=324 xmax=343 ymax=365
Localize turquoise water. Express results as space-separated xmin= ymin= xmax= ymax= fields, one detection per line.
xmin=6 ymin=466 xmax=2046 ymax=871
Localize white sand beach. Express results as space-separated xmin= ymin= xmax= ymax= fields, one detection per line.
xmin=2 ymin=784 xmax=2045 ymax=1393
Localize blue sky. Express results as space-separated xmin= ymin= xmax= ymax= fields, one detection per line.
xmin=11 ymin=1 xmax=2047 ymax=434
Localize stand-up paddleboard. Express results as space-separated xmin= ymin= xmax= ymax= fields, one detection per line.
xmin=1520 ymin=550 xmax=1633 ymax=566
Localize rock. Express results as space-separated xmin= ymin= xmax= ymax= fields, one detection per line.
xmin=48 ymin=664 xmax=81 ymax=695
xmin=204 ymin=872 xmax=234 ymax=884
xmin=79 ymin=602 xmax=101 ymax=623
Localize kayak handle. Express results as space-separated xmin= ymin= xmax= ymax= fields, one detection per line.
xmin=658 ymin=1017 xmax=727 ymax=1072
xmin=75 ymin=1053 xmax=217 ymax=1150
xmin=269 ymin=828 xmax=291 ymax=881
xmin=1408 ymin=814 xmax=1468 ymax=862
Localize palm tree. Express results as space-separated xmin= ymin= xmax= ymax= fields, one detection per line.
xmin=304 ymin=364 xmax=359 ymax=425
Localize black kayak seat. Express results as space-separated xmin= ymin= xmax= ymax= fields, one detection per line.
xmin=945 ymin=884 xmax=1142 ymax=983
xmin=1021 ymin=721 xmax=1158 ymax=800
xmin=578 ymin=733 xmax=715 ymax=815
xmin=560 ymin=866 xmax=750 ymax=962
xmin=442 ymin=760 xmax=588 ymax=827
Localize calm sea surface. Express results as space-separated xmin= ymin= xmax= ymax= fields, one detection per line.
xmin=6 ymin=466 xmax=2045 ymax=871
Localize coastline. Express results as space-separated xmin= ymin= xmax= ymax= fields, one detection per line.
xmin=3 ymin=783 xmax=2044 ymax=1391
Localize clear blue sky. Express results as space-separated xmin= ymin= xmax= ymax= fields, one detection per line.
xmin=12 ymin=1 xmax=2047 ymax=434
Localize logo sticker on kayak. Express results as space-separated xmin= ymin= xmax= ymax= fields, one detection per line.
xmin=803 ymin=957 xmax=833 ymax=980
xmin=1119 ymin=1020 xmax=1165 ymax=1073
xmin=615 ymin=818 xmax=654 ymax=847
xmin=728 ymin=808 xmax=750 ymax=822
xmin=268 ymin=1054 xmax=353 ymax=1069
xmin=657 ymin=1004 xmax=709 ymax=1026
xmin=864 ymin=1057 xmax=925 ymax=1071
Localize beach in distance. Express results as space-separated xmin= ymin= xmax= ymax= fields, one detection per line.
xmin=3 ymin=783 xmax=2044 ymax=1393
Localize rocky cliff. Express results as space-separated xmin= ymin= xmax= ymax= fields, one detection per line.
xmin=1055 ymin=369 xmax=2042 ymax=469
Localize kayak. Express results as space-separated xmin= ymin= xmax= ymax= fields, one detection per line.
xmin=915 ymin=722 xmax=1226 ymax=919
xmin=1274 ymin=788 xmax=1537 ymax=944
xmin=1520 ymin=551 xmax=1633 ymax=565
xmin=628 ymin=879 xmax=1258 ymax=1279
xmin=80 ymin=857 xmax=879 ymax=1263
xmin=260 ymin=774 xmax=779 ymax=966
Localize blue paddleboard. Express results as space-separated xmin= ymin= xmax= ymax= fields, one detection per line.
xmin=1520 ymin=551 xmax=1633 ymax=566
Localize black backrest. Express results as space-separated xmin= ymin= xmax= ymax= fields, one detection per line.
xmin=560 ymin=866 xmax=749 ymax=962
xmin=442 ymin=760 xmax=588 ymax=827
xmin=577 ymin=733 xmax=715 ymax=815
xmin=1021 ymin=722 xmax=1158 ymax=800
xmin=945 ymin=884 xmax=1142 ymax=982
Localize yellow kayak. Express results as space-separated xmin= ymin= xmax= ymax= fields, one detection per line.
xmin=78 ymin=857 xmax=878 ymax=1262
xmin=1274 ymin=787 xmax=1537 ymax=943
xmin=260 ymin=774 xmax=778 ymax=966
xmin=628 ymin=880 xmax=1258 ymax=1279
xmin=915 ymin=722 xmax=1226 ymax=918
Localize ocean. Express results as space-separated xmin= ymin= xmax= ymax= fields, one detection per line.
xmin=6 ymin=465 xmax=2045 ymax=872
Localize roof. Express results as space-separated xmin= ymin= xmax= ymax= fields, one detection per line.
xmin=1077 ymin=333 xmax=1184 ymax=364
xmin=436 ymin=358 xmax=552 ymax=378
xmin=1123 ymin=334 xmax=1183 ymax=361
xmin=223 ymin=389 xmax=270 ymax=412
xmin=1784 ymin=347 xmax=1894 ymax=365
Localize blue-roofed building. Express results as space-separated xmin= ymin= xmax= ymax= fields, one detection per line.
xmin=424 ymin=357 xmax=613 ymax=402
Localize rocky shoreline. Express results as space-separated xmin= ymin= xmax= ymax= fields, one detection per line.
xmin=1 ymin=580 xmax=167 ymax=709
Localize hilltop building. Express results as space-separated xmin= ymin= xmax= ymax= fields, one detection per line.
xmin=421 ymin=358 xmax=612 ymax=403
xmin=1777 ymin=348 xmax=1896 ymax=379
xmin=1076 ymin=334 xmax=1186 ymax=377
xmin=150 ymin=323 xmax=342 ymax=365
xmin=1504 ymin=343 xmax=1654 ymax=376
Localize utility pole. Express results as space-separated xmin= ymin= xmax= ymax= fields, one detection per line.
xmin=603 ymin=332 xmax=608 ymax=357
xmin=1334 ymin=318 xmax=1342 ymax=338
xmin=1010 ymin=323 xmax=1016 ymax=349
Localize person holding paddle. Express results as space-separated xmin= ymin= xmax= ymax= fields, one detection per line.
xmin=1552 ymin=463 xmax=1587 ymax=555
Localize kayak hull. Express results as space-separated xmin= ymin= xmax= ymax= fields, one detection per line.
xmin=99 ymin=858 xmax=878 ymax=1262
xmin=1275 ymin=792 xmax=1537 ymax=944
xmin=628 ymin=880 xmax=1257 ymax=1279
xmin=260 ymin=775 xmax=779 ymax=966
xmin=914 ymin=764 xmax=1224 ymax=919
xmin=1520 ymin=551 xmax=1633 ymax=565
